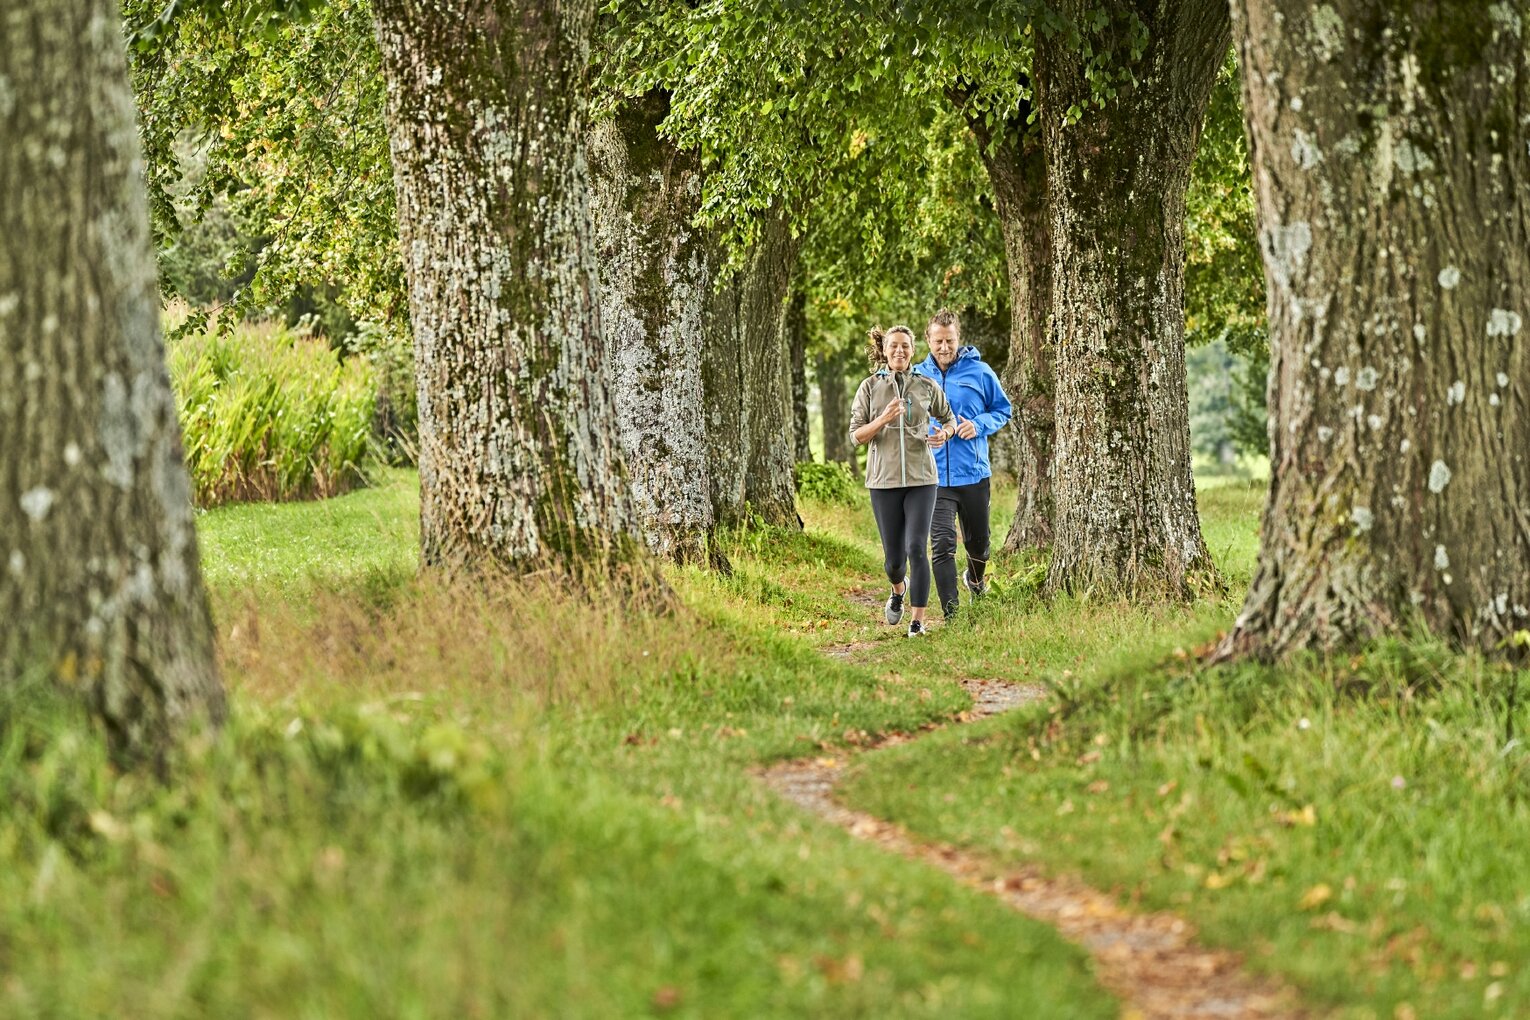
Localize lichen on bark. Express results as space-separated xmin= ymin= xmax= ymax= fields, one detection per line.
xmin=1034 ymin=0 xmax=1229 ymax=600
xmin=1 ymin=0 xmax=224 ymax=757
xmin=588 ymin=90 xmax=716 ymax=565
xmin=1221 ymin=0 xmax=1530 ymax=660
xmin=962 ymin=101 xmax=1056 ymax=555
xmin=372 ymin=0 xmax=647 ymax=582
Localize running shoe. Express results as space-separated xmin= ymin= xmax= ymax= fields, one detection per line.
xmin=907 ymin=619 xmax=926 ymax=638
xmin=884 ymin=587 xmax=905 ymax=625
xmin=963 ymin=567 xmax=988 ymax=599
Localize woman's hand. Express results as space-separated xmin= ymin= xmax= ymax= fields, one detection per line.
xmin=923 ymin=425 xmax=954 ymax=450
xmin=879 ymin=397 xmax=906 ymax=423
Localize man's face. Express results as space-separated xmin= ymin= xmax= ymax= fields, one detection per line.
xmin=927 ymin=324 xmax=960 ymax=368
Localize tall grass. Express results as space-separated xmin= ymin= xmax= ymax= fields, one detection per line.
xmin=166 ymin=316 xmax=375 ymax=507
xmin=0 ymin=478 xmax=1114 ymax=1020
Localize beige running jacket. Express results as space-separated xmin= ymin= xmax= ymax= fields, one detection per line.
xmin=848 ymin=370 xmax=955 ymax=489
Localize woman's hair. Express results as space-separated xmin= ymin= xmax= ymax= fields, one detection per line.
xmin=866 ymin=324 xmax=916 ymax=369
xmin=926 ymin=307 xmax=961 ymax=335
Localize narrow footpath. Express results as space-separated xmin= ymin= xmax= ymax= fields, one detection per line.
xmin=759 ymin=623 xmax=1309 ymax=1020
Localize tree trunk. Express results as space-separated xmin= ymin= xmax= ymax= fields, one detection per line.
xmin=0 ymin=0 xmax=224 ymax=756
xmin=1034 ymin=0 xmax=1229 ymax=599
xmin=372 ymin=0 xmax=640 ymax=580
xmin=1220 ymin=0 xmax=1529 ymax=659
xmin=703 ymin=215 xmax=802 ymax=529
xmin=788 ymin=288 xmax=812 ymax=464
xmin=969 ymin=114 xmax=1057 ymax=554
xmin=587 ymin=91 xmax=714 ymax=565
xmin=817 ymin=348 xmax=856 ymax=473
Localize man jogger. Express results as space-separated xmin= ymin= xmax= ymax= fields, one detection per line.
xmin=914 ymin=309 xmax=1013 ymax=619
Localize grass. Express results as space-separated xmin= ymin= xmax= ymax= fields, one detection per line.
xmin=167 ymin=316 xmax=376 ymax=507
xmin=835 ymin=482 xmax=1530 ymax=1020
xmin=196 ymin=466 xmax=417 ymax=596
xmin=11 ymin=468 xmax=1525 ymax=1018
xmin=0 ymin=473 xmax=1116 ymax=1020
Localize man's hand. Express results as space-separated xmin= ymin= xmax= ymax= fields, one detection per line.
xmin=954 ymin=415 xmax=979 ymax=440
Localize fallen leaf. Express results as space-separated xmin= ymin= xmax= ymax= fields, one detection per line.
xmin=1299 ymin=883 xmax=1333 ymax=910
xmin=815 ymin=953 xmax=864 ymax=984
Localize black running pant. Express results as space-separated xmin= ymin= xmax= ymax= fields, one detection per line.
xmin=869 ymin=484 xmax=937 ymax=609
xmin=932 ymin=478 xmax=991 ymax=617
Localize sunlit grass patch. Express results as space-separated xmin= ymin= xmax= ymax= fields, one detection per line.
xmin=168 ymin=315 xmax=376 ymax=507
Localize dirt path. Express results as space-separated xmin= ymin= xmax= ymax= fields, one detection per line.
xmin=760 ymin=669 xmax=1306 ymax=1020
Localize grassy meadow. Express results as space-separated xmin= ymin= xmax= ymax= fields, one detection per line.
xmin=4 ymin=461 xmax=1526 ymax=1019
xmin=1 ymin=471 xmax=1113 ymax=1019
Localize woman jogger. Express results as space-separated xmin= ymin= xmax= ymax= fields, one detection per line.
xmin=849 ymin=325 xmax=956 ymax=637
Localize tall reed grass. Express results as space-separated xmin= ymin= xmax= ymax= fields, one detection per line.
xmin=166 ymin=315 xmax=375 ymax=507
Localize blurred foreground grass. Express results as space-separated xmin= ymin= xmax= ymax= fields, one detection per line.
xmin=1 ymin=474 xmax=1112 ymax=1020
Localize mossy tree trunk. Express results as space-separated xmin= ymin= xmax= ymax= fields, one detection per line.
xmin=587 ymin=91 xmax=715 ymax=565
xmin=372 ymin=0 xmax=642 ymax=579
xmin=1220 ymin=0 xmax=1529 ymax=659
xmin=1035 ymin=0 xmax=1228 ymax=599
xmin=962 ymin=97 xmax=1057 ymax=554
xmin=703 ymin=215 xmax=802 ymax=529
xmin=788 ymin=288 xmax=812 ymax=464
xmin=817 ymin=348 xmax=856 ymax=474
xmin=0 ymin=0 xmax=225 ymax=755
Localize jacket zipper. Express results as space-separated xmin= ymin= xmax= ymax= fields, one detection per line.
xmin=896 ymin=373 xmax=906 ymax=487
xmin=939 ymin=364 xmax=950 ymax=488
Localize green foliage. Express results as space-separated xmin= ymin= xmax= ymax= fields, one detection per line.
xmin=793 ymin=460 xmax=861 ymax=506
xmin=603 ymin=0 xmax=1033 ymax=354
xmin=347 ymin=318 xmax=418 ymax=464
xmin=1181 ymin=57 xmax=1268 ymax=460
xmin=1183 ymin=58 xmax=1265 ymax=362
xmin=126 ymin=0 xmax=401 ymax=329
xmin=167 ymin=313 xmax=375 ymax=507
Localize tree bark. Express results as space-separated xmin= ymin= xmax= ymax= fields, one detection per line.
xmin=1034 ymin=0 xmax=1229 ymax=599
xmin=0 ymin=0 xmax=225 ymax=755
xmin=788 ymin=288 xmax=812 ymax=464
xmin=817 ymin=348 xmax=856 ymax=473
xmin=587 ymin=91 xmax=714 ymax=565
xmin=703 ymin=215 xmax=802 ymax=529
xmin=965 ymin=106 xmax=1057 ymax=554
xmin=372 ymin=0 xmax=641 ymax=579
xmin=1220 ymin=0 xmax=1529 ymax=659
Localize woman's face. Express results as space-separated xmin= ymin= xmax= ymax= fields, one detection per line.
xmin=884 ymin=330 xmax=914 ymax=372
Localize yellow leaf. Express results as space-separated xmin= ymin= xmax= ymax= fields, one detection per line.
xmin=1278 ymin=804 xmax=1318 ymax=827
xmin=1299 ymin=883 xmax=1333 ymax=910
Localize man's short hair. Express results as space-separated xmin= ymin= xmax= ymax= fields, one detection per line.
xmin=926 ymin=308 xmax=961 ymax=334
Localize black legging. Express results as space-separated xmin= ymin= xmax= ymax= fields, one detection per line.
xmin=932 ymin=478 xmax=991 ymax=617
xmin=869 ymin=485 xmax=938 ymax=608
